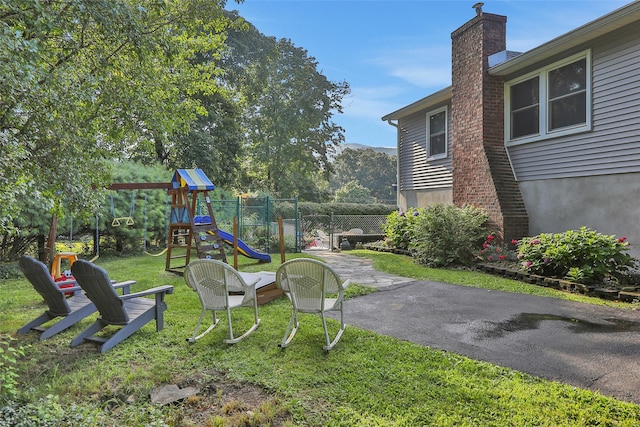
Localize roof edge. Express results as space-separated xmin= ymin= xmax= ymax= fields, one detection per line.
xmin=381 ymin=86 xmax=452 ymax=121
xmin=489 ymin=1 xmax=640 ymax=76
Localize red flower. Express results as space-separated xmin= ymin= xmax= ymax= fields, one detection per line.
xmin=618 ymin=236 xmax=628 ymax=243
xmin=511 ymin=239 xmax=518 ymax=245
xmin=487 ymin=235 xmax=495 ymax=242
xmin=482 ymin=242 xmax=489 ymax=249
xmin=498 ymin=255 xmax=506 ymax=260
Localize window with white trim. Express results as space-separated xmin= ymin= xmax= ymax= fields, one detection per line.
xmin=506 ymin=50 xmax=591 ymax=145
xmin=427 ymin=106 xmax=447 ymax=159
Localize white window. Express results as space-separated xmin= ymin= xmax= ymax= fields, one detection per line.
xmin=427 ymin=106 xmax=447 ymax=159
xmin=506 ymin=50 xmax=591 ymax=145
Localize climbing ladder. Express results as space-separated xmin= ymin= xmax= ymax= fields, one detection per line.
xmin=165 ymin=170 xmax=226 ymax=274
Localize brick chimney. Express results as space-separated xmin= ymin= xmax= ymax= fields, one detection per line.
xmin=450 ymin=8 xmax=528 ymax=242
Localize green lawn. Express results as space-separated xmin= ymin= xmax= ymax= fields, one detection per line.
xmin=1 ymin=252 xmax=639 ymax=426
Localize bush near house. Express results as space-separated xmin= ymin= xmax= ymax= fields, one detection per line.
xmin=411 ymin=205 xmax=489 ymax=267
xmin=382 ymin=208 xmax=420 ymax=249
xmin=382 ymin=209 xmax=637 ymax=286
xmin=517 ymin=227 xmax=637 ymax=284
xmin=383 ymin=205 xmax=489 ymax=267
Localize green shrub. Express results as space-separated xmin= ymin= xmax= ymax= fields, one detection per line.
xmin=382 ymin=208 xmax=419 ymax=249
xmin=517 ymin=227 xmax=637 ymax=284
xmin=409 ymin=204 xmax=489 ymax=267
xmin=0 ymin=335 xmax=25 ymax=402
xmin=0 ymin=262 xmax=21 ymax=280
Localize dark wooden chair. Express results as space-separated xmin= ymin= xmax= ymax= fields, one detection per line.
xmin=17 ymin=256 xmax=108 ymax=340
xmin=70 ymin=259 xmax=173 ymax=353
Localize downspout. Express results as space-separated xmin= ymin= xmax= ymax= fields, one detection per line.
xmin=386 ymin=119 xmax=401 ymax=209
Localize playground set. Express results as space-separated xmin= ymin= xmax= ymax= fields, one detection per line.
xmin=164 ymin=169 xmax=273 ymax=271
xmin=46 ymin=169 xmax=282 ymax=304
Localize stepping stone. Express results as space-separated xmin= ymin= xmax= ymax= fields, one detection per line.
xmin=150 ymin=384 xmax=200 ymax=405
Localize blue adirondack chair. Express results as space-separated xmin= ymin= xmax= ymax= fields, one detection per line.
xmin=70 ymin=259 xmax=173 ymax=353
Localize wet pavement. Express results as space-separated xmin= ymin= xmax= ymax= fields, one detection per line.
xmin=311 ymin=249 xmax=640 ymax=405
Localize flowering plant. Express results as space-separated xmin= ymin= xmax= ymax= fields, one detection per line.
xmin=475 ymin=234 xmax=518 ymax=263
xmin=517 ymin=227 xmax=636 ymax=284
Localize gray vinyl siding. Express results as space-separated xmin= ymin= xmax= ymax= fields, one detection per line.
xmin=398 ymin=106 xmax=452 ymax=191
xmin=508 ymin=23 xmax=640 ymax=181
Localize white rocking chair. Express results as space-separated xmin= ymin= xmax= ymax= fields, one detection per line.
xmin=184 ymin=259 xmax=261 ymax=344
xmin=276 ymin=258 xmax=350 ymax=351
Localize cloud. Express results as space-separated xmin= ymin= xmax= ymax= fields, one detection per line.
xmin=388 ymin=65 xmax=450 ymax=88
xmin=370 ymin=44 xmax=452 ymax=89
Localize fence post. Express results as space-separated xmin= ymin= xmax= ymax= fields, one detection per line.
xmin=236 ymin=196 xmax=241 ymax=238
xmin=266 ymin=196 xmax=270 ymax=253
xmin=295 ymin=197 xmax=299 ymax=253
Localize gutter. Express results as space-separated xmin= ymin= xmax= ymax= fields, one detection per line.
xmin=385 ymin=119 xmax=401 ymax=209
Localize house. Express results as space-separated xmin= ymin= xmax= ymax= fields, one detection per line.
xmin=382 ymin=2 xmax=640 ymax=255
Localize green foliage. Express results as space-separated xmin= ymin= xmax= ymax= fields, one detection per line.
xmin=0 ymin=0 xmax=233 ymax=234
xmin=0 ymin=335 xmax=25 ymax=402
xmin=382 ymin=205 xmax=489 ymax=267
xmin=330 ymin=148 xmax=397 ymax=202
xmin=333 ymin=180 xmax=375 ymax=204
xmin=517 ymin=227 xmax=637 ymax=284
xmin=0 ymin=262 xmax=21 ymax=280
xmin=2 ymin=254 xmax=640 ymax=426
xmin=161 ymin=91 xmax=244 ymax=190
xmin=297 ymin=202 xmax=396 ymax=216
xmin=411 ymin=205 xmax=489 ymax=267
xmin=101 ymin=162 xmax=174 ymax=254
xmin=382 ymin=208 xmax=420 ymax=249
xmin=222 ymin=15 xmax=350 ymax=199
xmin=476 ymin=234 xmax=519 ymax=263
xmin=382 ymin=205 xmax=489 ymax=265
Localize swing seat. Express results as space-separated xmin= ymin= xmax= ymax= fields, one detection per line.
xmin=111 ymin=217 xmax=134 ymax=227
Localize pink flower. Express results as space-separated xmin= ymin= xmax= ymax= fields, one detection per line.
xmin=530 ymin=239 xmax=541 ymax=245
xmin=487 ymin=235 xmax=495 ymax=242
xmin=487 ymin=256 xmax=493 ymax=261
xmin=524 ymin=261 xmax=533 ymax=268
xmin=511 ymin=239 xmax=518 ymax=245
xmin=482 ymin=242 xmax=489 ymax=249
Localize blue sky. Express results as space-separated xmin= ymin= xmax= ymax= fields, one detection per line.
xmin=226 ymin=0 xmax=630 ymax=148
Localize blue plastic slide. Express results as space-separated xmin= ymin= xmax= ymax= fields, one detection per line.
xmin=194 ymin=215 xmax=271 ymax=262
xmin=217 ymin=229 xmax=272 ymax=262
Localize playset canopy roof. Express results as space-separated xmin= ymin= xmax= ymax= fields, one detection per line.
xmin=171 ymin=169 xmax=215 ymax=191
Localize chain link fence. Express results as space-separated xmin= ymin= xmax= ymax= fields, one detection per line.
xmin=301 ymin=214 xmax=388 ymax=250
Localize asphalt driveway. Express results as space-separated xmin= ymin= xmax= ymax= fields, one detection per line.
xmin=336 ymin=280 xmax=640 ymax=404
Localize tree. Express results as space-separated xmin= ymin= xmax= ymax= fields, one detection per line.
xmin=330 ymin=148 xmax=397 ymax=203
xmin=333 ymin=180 xmax=375 ymax=204
xmin=0 ymin=0 xmax=234 ymax=234
xmin=158 ymin=90 xmax=244 ymax=189
xmin=222 ymin=14 xmax=350 ymax=200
